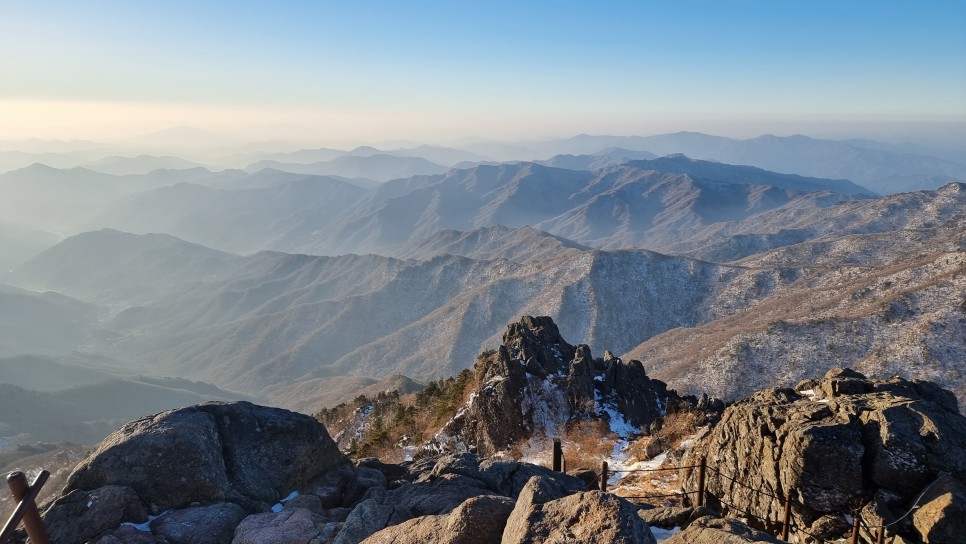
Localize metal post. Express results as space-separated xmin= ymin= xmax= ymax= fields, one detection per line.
xmin=876 ymin=517 xmax=885 ymax=544
xmin=552 ymin=438 xmax=562 ymax=472
xmin=696 ymin=454 xmax=706 ymax=507
xmin=781 ymin=488 xmax=793 ymax=541
xmin=599 ymin=461 xmax=608 ymax=492
xmin=1 ymin=470 xmax=50 ymax=544
xmin=850 ymin=514 xmax=860 ymax=544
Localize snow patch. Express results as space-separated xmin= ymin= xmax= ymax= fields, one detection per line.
xmin=650 ymin=526 xmax=681 ymax=542
xmin=122 ymin=510 xmax=172 ymax=532
xmin=271 ymin=490 xmax=299 ymax=513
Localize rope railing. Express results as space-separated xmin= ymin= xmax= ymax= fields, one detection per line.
xmin=706 ymin=466 xmax=785 ymax=502
xmin=619 ymin=491 xmax=696 ymax=500
xmin=608 ymin=463 xmax=702 ymax=474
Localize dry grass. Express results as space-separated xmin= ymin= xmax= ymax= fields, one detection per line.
xmin=561 ymin=419 xmax=616 ymax=471
xmin=613 ymin=410 xmax=706 ymax=506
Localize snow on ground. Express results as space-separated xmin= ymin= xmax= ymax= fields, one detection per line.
xmin=650 ymin=526 xmax=681 ymax=542
xmin=122 ymin=510 xmax=172 ymax=532
xmin=271 ymin=490 xmax=299 ymax=513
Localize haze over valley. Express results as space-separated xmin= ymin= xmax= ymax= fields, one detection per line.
xmin=1 ymin=0 xmax=964 ymax=476
xmin=1 ymin=125 xmax=965 ymax=446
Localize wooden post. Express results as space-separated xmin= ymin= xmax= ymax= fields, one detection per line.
xmin=599 ymin=461 xmax=608 ymax=492
xmin=552 ymin=438 xmax=562 ymax=472
xmin=850 ymin=514 xmax=860 ymax=544
xmin=1 ymin=470 xmax=50 ymax=544
xmin=781 ymin=488 xmax=793 ymax=541
xmin=696 ymin=454 xmax=706 ymax=507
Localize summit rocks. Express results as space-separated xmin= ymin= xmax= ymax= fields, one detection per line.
xmin=680 ymin=368 xmax=966 ymax=542
xmin=42 ymin=402 xmax=348 ymax=544
xmin=431 ymin=316 xmax=678 ymax=456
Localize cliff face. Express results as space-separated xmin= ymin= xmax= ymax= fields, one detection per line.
xmin=429 ymin=316 xmax=678 ymax=456
xmin=680 ymin=368 xmax=966 ymax=542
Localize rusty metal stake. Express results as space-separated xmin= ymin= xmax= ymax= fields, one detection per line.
xmin=850 ymin=513 xmax=861 ymax=544
xmin=599 ymin=461 xmax=608 ymax=492
xmin=552 ymin=438 xmax=563 ymax=472
xmin=1 ymin=470 xmax=50 ymax=544
xmin=781 ymin=488 xmax=793 ymax=541
xmin=696 ymin=454 xmax=706 ymax=507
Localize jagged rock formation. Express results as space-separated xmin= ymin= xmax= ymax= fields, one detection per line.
xmin=679 ymin=369 xmax=966 ymax=543
xmin=429 ymin=316 xmax=678 ymax=456
xmin=319 ymin=316 xmax=682 ymax=460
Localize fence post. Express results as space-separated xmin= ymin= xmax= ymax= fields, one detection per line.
xmin=876 ymin=517 xmax=885 ymax=544
xmin=1 ymin=470 xmax=50 ymax=544
xmin=781 ymin=488 xmax=793 ymax=541
xmin=696 ymin=454 xmax=706 ymax=507
xmin=599 ymin=461 xmax=608 ymax=492
xmin=850 ymin=514 xmax=860 ymax=544
xmin=552 ymin=438 xmax=563 ymax=472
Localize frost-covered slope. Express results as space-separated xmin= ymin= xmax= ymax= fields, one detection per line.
xmin=659 ymin=182 xmax=966 ymax=263
xmin=628 ymin=250 xmax=966 ymax=406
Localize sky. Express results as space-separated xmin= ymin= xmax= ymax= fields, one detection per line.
xmin=1 ymin=0 xmax=964 ymax=145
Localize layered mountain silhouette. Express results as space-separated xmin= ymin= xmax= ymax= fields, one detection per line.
xmin=3 ymin=134 xmax=966 ymax=455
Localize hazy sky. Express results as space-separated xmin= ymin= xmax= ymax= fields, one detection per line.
xmin=1 ymin=0 xmax=964 ymax=144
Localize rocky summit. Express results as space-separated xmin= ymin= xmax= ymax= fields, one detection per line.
xmin=14 ymin=364 xmax=966 ymax=544
xmin=680 ymin=368 xmax=966 ymax=543
xmin=432 ymin=316 xmax=678 ymax=456
xmin=30 ymin=401 xmax=664 ymax=544
xmin=318 ymin=315 xmax=684 ymax=459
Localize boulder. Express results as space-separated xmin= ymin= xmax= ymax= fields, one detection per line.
xmin=477 ymin=457 xmax=593 ymax=498
xmin=331 ymin=454 xmax=590 ymax=544
xmin=43 ymin=401 xmax=349 ymax=542
xmin=912 ymin=472 xmax=966 ymax=543
xmin=152 ymin=503 xmax=247 ymax=544
xmin=63 ymin=409 xmax=230 ymax=512
xmin=202 ymin=402 xmax=346 ymax=505
xmin=332 ymin=498 xmax=412 ymax=544
xmin=501 ymin=475 xmax=655 ymax=544
xmin=42 ymin=485 xmax=147 ymax=544
xmin=809 ymin=514 xmax=851 ymax=540
xmin=231 ymin=508 xmax=323 ymax=544
xmin=637 ymin=505 xmax=715 ymax=529
xmin=360 ymin=495 xmax=514 ymax=544
xmin=680 ymin=371 xmax=966 ymax=538
xmin=94 ymin=525 xmax=165 ymax=543
xmin=663 ymin=516 xmax=783 ymax=544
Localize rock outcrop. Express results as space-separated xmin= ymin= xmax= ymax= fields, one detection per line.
xmin=41 ymin=401 xmax=349 ymax=544
xmin=358 ymin=495 xmax=514 ymax=544
xmin=32 ymin=402 xmax=662 ymax=544
xmin=663 ymin=516 xmax=783 ymax=544
xmin=680 ymin=368 xmax=966 ymax=542
xmin=501 ymin=475 xmax=655 ymax=544
xmin=433 ymin=316 xmax=678 ymax=455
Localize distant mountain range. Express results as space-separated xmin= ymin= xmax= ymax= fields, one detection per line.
xmin=2 ymin=131 xmax=966 ymax=449
xmin=487 ymin=132 xmax=966 ymax=194
xmin=246 ymin=153 xmax=449 ymax=182
xmin=8 ymin=181 xmax=965 ymax=411
xmin=2 ymin=130 xmax=962 ymax=194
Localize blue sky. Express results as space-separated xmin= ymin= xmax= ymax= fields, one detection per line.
xmin=1 ymin=1 xmax=964 ymax=143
